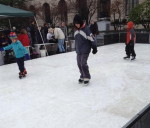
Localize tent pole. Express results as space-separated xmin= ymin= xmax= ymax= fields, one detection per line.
xmin=8 ymin=19 xmax=12 ymax=30
xmin=34 ymin=16 xmax=48 ymax=56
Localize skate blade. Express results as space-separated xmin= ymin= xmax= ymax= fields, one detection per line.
xmin=83 ymin=82 xmax=90 ymax=86
xmin=131 ymin=58 xmax=136 ymax=61
xmin=123 ymin=58 xmax=130 ymax=60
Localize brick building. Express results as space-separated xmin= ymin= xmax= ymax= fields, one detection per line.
xmin=27 ymin=0 xmax=145 ymax=26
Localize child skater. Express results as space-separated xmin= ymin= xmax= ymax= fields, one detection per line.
xmin=73 ymin=14 xmax=97 ymax=85
xmin=0 ymin=32 xmax=30 ymax=78
xmin=124 ymin=21 xmax=136 ymax=60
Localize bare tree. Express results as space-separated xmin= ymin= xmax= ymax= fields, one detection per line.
xmin=28 ymin=0 xmax=99 ymax=25
xmin=28 ymin=2 xmax=44 ymax=21
xmin=67 ymin=0 xmax=98 ymax=24
xmin=50 ymin=3 xmax=61 ymax=25
xmin=87 ymin=0 xmax=98 ymax=24
xmin=110 ymin=0 xmax=126 ymax=30
xmin=67 ymin=0 xmax=79 ymax=13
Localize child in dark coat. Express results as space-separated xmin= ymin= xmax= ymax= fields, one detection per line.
xmin=73 ymin=14 xmax=97 ymax=85
xmin=0 ymin=32 xmax=30 ymax=77
xmin=124 ymin=21 xmax=136 ymax=60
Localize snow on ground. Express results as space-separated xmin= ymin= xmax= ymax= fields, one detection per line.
xmin=0 ymin=43 xmax=150 ymax=128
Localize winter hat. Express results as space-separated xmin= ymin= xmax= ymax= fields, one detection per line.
xmin=9 ymin=32 xmax=17 ymax=39
xmin=127 ymin=21 xmax=134 ymax=29
xmin=73 ymin=14 xmax=83 ymax=26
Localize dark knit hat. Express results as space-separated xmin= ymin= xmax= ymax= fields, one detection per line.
xmin=73 ymin=14 xmax=83 ymax=26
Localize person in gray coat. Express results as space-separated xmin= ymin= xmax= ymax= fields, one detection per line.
xmin=73 ymin=14 xmax=97 ymax=85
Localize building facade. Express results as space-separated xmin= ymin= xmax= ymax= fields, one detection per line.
xmin=27 ymin=0 xmax=145 ymax=26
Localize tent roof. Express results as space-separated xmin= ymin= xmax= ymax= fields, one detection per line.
xmin=0 ymin=4 xmax=34 ymax=17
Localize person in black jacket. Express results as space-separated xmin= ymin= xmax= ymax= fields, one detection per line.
xmin=89 ymin=20 xmax=99 ymax=37
xmin=73 ymin=14 xmax=97 ymax=85
xmin=29 ymin=21 xmax=36 ymax=46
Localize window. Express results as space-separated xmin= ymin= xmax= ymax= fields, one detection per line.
xmin=98 ymin=0 xmax=110 ymax=18
xmin=43 ymin=3 xmax=51 ymax=23
xmin=125 ymin=0 xmax=139 ymax=15
xmin=76 ymin=0 xmax=88 ymax=23
xmin=58 ymin=0 xmax=68 ymax=23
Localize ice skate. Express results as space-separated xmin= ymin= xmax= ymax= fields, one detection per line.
xmin=123 ymin=56 xmax=130 ymax=59
xmin=24 ymin=69 xmax=27 ymax=74
xmin=83 ymin=78 xmax=90 ymax=85
xmin=78 ymin=78 xmax=84 ymax=84
xmin=131 ymin=56 xmax=136 ymax=60
xmin=19 ymin=72 xmax=26 ymax=79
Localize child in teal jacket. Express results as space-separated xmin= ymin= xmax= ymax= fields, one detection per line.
xmin=0 ymin=32 xmax=30 ymax=76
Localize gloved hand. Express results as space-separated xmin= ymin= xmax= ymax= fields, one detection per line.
xmin=129 ymin=40 xmax=134 ymax=46
xmin=0 ymin=48 xmax=4 ymax=51
xmin=25 ymin=54 xmax=30 ymax=60
xmin=92 ymin=47 xmax=98 ymax=54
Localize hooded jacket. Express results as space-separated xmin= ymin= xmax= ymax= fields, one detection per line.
xmin=74 ymin=23 xmax=97 ymax=54
xmin=126 ymin=21 xmax=136 ymax=44
xmin=73 ymin=14 xmax=96 ymax=54
xmin=3 ymin=40 xmax=28 ymax=58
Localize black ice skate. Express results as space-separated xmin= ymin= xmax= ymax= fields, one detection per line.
xmin=83 ymin=79 xmax=90 ymax=85
xmin=78 ymin=78 xmax=84 ymax=84
xmin=123 ymin=56 xmax=130 ymax=59
xmin=131 ymin=56 xmax=136 ymax=60
xmin=84 ymin=80 xmax=89 ymax=85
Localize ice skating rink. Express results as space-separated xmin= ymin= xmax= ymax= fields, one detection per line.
xmin=0 ymin=43 xmax=150 ymax=128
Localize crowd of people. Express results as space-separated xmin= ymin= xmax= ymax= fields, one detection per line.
xmin=0 ymin=19 xmax=99 ymax=56
xmin=0 ymin=21 xmax=69 ymax=63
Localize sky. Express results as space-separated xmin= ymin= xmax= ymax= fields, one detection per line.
xmin=0 ymin=43 xmax=150 ymax=128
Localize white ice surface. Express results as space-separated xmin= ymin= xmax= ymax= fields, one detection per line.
xmin=0 ymin=43 xmax=150 ymax=128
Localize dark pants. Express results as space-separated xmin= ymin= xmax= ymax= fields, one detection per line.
xmin=16 ymin=57 xmax=25 ymax=73
xmin=77 ymin=54 xmax=91 ymax=79
xmin=125 ymin=41 xmax=136 ymax=57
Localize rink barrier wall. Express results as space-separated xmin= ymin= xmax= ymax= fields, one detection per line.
xmin=97 ymin=30 xmax=150 ymax=45
xmin=122 ymin=103 xmax=150 ymax=128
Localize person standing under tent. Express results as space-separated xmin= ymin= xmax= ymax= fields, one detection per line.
xmin=124 ymin=21 xmax=136 ymax=60
xmin=51 ymin=25 xmax=65 ymax=53
xmin=29 ymin=21 xmax=36 ymax=46
xmin=18 ymin=29 xmax=30 ymax=47
xmin=60 ymin=22 xmax=68 ymax=51
xmin=47 ymin=28 xmax=57 ymax=43
xmin=42 ymin=23 xmax=49 ymax=43
xmin=60 ymin=22 xmax=68 ymax=40
xmin=36 ymin=26 xmax=43 ymax=44
xmin=89 ymin=20 xmax=99 ymax=37
xmin=0 ymin=32 xmax=30 ymax=78
xmin=73 ymin=14 xmax=97 ymax=85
